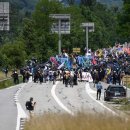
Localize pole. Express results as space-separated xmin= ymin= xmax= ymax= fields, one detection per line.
xmin=58 ymin=19 xmax=61 ymax=54
xmin=86 ymin=26 xmax=88 ymax=53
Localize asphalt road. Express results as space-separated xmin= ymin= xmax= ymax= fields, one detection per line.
xmin=19 ymin=81 xmax=119 ymax=116
xmin=0 ymin=80 xmax=129 ymax=130
xmin=0 ymin=84 xmax=23 ymax=130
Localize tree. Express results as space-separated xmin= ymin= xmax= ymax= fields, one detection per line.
xmin=80 ymin=0 xmax=96 ymax=7
xmin=66 ymin=0 xmax=75 ymax=5
xmin=1 ymin=41 xmax=26 ymax=68
xmin=117 ymin=0 xmax=130 ymax=41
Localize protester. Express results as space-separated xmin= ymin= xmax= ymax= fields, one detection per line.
xmin=11 ymin=70 xmax=19 ymax=84
xmin=96 ymin=81 xmax=103 ymax=100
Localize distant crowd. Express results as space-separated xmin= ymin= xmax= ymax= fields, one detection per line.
xmin=9 ymin=42 xmax=130 ymax=87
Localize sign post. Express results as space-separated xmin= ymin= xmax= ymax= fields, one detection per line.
xmin=0 ymin=2 xmax=9 ymax=31
xmin=49 ymin=14 xmax=70 ymax=54
xmin=81 ymin=22 xmax=94 ymax=53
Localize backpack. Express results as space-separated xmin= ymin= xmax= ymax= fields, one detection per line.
xmin=25 ymin=101 xmax=33 ymax=110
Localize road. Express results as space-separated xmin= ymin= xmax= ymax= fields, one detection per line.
xmin=0 ymin=84 xmax=23 ymax=130
xmin=0 ymin=80 xmax=130 ymax=130
xmin=18 ymin=81 xmax=119 ymax=116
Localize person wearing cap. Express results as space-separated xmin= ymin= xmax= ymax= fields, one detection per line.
xmin=96 ymin=81 xmax=103 ymax=100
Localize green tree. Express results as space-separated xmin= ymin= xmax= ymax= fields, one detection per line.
xmin=1 ymin=41 xmax=26 ymax=68
xmin=117 ymin=0 xmax=130 ymax=41
xmin=81 ymin=0 xmax=96 ymax=7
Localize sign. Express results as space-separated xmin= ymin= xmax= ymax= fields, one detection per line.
xmin=50 ymin=14 xmax=70 ymax=34
xmin=0 ymin=2 xmax=9 ymax=30
xmin=81 ymin=22 xmax=94 ymax=32
xmin=78 ymin=72 xmax=93 ymax=82
xmin=73 ymin=48 xmax=81 ymax=53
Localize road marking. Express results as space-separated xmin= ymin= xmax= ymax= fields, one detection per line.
xmin=85 ymin=82 xmax=117 ymax=116
xmin=15 ymin=77 xmax=32 ymax=130
xmin=51 ymin=81 xmax=74 ymax=115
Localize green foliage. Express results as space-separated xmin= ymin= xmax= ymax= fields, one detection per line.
xmin=117 ymin=0 xmax=130 ymax=41
xmin=21 ymin=0 xmax=119 ymax=57
xmin=0 ymin=76 xmax=23 ymax=89
xmin=0 ymin=0 xmax=124 ymax=68
xmin=1 ymin=41 xmax=26 ymax=68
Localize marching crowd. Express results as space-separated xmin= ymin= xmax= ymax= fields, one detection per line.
xmin=11 ymin=43 xmax=130 ymax=114
xmin=9 ymin=43 xmax=130 ymax=89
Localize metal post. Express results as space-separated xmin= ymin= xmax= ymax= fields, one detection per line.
xmin=86 ymin=26 xmax=88 ymax=53
xmin=58 ymin=19 xmax=61 ymax=54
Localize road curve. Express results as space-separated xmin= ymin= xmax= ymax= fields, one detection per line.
xmin=0 ymin=84 xmax=23 ymax=130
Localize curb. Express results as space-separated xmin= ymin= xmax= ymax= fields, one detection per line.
xmin=14 ymin=83 xmax=28 ymax=130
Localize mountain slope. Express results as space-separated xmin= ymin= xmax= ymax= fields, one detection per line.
xmin=7 ymin=0 xmax=123 ymax=11
xmin=97 ymin=0 xmax=123 ymax=7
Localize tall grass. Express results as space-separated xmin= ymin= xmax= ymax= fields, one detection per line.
xmin=0 ymin=76 xmax=23 ymax=89
xmin=0 ymin=71 xmax=12 ymax=80
xmin=24 ymin=112 xmax=130 ymax=130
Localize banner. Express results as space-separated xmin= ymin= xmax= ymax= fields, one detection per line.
xmin=50 ymin=57 xmax=58 ymax=65
xmin=57 ymin=62 xmax=65 ymax=69
xmin=78 ymin=72 xmax=93 ymax=82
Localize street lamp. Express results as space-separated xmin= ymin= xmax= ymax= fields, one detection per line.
xmin=49 ymin=14 xmax=70 ymax=54
xmin=81 ymin=22 xmax=94 ymax=54
xmin=0 ymin=2 xmax=9 ymax=31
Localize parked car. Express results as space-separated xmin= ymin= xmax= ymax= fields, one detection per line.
xmin=104 ymin=85 xmax=126 ymax=101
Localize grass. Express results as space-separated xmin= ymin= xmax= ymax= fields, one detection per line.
xmin=0 ymin=70 xmax=23 ymax=89
xmin=112 ymin=98 xmax=130 ymax=105
xmin=0 ymin=71 xmax=12 ymax=80
xmin=0 ymin=76 xmax=23 ymax=89
xmin=120 ymin=104 xmax=130 ymax=111
xmin=24 ymin=112 xmax=130 ymax=130
xmin=123 ymin=75 xmax=130 ymax=89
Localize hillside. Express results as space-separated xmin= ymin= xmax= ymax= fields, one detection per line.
xmin=6 ymin=0 xmax=123 ymax=11
xmin=97 ymin=0 xmax=123 ymax=7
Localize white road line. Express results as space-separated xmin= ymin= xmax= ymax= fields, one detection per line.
xmin=85 ymin=82 xmax=117 ymax=116
xmin=51 ymin=81 xmax=74 ymax=115
xmin=15 ymin=78 xmax=32 ymax=130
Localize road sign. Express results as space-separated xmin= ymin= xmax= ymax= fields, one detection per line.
xmin=0 ymin=2 xmax=9 ymax=31
xmin=50 ymin=14 xmax=70 ymax=34
xmin=73 ymin=48 xmax=80 ymax=53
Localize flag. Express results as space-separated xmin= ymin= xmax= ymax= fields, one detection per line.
xmin=58 ymin=62 xmax=65 ymax=69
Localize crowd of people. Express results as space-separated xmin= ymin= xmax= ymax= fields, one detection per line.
xmin=18 ymin=43 xmax=130 ymax=114
xmin=17 ymin=43 xmax=130 ymax=88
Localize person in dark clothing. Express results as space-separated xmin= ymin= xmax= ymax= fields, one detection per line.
xmin=25 ymin=97 xmax=36 ymax=115
xmin=26 ymin=70 xmax=30 ymax=82
xmin=22 ymin=69 xmax=26 ymax=83
xmin=39 ymin=72 xmax=43 ymax=83
xmin=4 ymin=67 xmax=8 ymax=77
xmin=53 ymin=71 xmax=57 ymax=84
xmin=12 ymin=71 xmax=19 ymax=84
xmin=117 ymin=71 xmax=121 ymax=85
xmin=63 ymin=72 xmax=66 ymax=84
xmin=113 ymin=71 xmax=117 ymax=85
xmin=65 ymin=72 xmax=69 ymax=87
xmin=73 ymin=72 xmax=78 ymax=85
xmin=79 ymin=69 xmax=82 ymax=82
